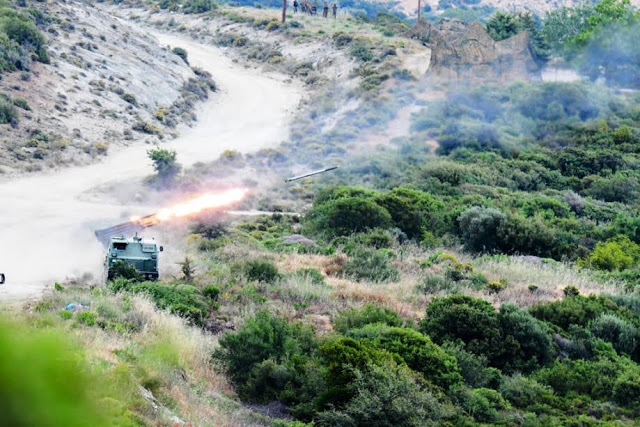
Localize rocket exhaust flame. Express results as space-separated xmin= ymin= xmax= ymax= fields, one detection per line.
xmin=143 ymin=188 xmax=248 ymax=223
xmin=95 ymin=188 xmax=249 ymax=245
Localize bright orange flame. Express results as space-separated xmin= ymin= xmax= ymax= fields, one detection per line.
xmin=153 ymin=188 xmax=248 ymax=222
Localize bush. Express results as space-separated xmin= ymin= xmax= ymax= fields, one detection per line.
xmin=12 ymin=97 xmax=29 ymax=110
xmin=111 ymin=280 xmax=209 ymax=325
xmin=317 ymin=336 xmax=394 ymax=409
xmin=613 ymin=368 xmax=640 ymax=407
xmin=589 ymin=313 xmax=638 ymax=357
xmin=347 ymin=324 xmax=463 ymax=389
xmin=76 ymin=311 xmax=97 ymax=327
xmin=216 ymin=310 xmax=317 ymax=401
xmin=202 ymin=285 xmax=220 ymax=301
xmin=147 ymin=148 xmax=181 ymax=184
xmin=172 ymin=46 xmax=188 ymax=64
xmin=495 ymin=303 xmax=554 ymax=373
xmin=375 ymin=187 xmax=446 ymax=239
xmin=305 ymin=196 xmax=392 ymax=237
xmin=442 ymin=342 xmax=501 ymax=389
xmin=530 ymin=294 xmax=638 ymax=332
xmin=316 ymin=360 xmax=445 ymax=426
xmin=421 ymin=295 xmax=502 ymax=362
xmin=342 ymin=247 xmax=399 ymax=283
xmin=499 ymin=374 xmax=555 ymax=409
xmin=458 ymin=207 xmax=506 ymax=253
xmin=0 ymin=96 xmax=18 ymax=124
xmin=107 ymin=260 xmax=143 ymax=282
xmin=585 ymin=235 xmax=640 ymax=271
xmin=349 ymin=41 xmax=373 ymax=62
xmin=244 ymin=260 xmax=281 ymax=283
xmin=333 ymin=303 xmax=403 ymax=334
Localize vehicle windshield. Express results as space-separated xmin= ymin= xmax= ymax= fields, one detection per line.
xmin=113 ymin=242 xmax=127 ymax=250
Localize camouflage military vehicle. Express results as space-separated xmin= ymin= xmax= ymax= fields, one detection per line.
xmin=105 ymin=234 xmax=163 ymax=281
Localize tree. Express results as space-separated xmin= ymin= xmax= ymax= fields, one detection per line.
xmin=147 ymin=148 xmax=182 ymax=184
xmin=486 ymin=11 xmax=521 ymax=41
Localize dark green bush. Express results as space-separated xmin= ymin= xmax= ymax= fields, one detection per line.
xmin=107 ymin=260 xmax=143 ymax=282
xmin=458 ymin=207 xmax=506 ymax=253
xmin=202 ymin=285 xmax=220 ymax=301
xmin=0 ymin=96 xmax=18 ymax=124
xmin=216 ymin=310 xmax=316 ymax=387
xmin=442 ymin=342 xmax=501 ymax=389
xmin=316 ymin=360 xmax=445 ymax=426
xmin=420 ymin=295 xmax=502 ymax=362
xmin=316 ymin=336 xmax=395 ymax=409
xmin=305 ymin=196 xmax=392 ymax=237
xmin=499 ymin=374 xmax=555 ymax=409
xmin=375 ymin=187 xmax=446 ymax=239
xmin=495 ymin=303 xmax=555 ymax=373
xmin=529 ymin=294 xmax=639 ymax=332
xmin=333 ymin=303 xmax=403 ymax=334
xmin=589 ymin=313 xmax=639 ymax=357
xmin=347 ymin=324 xmax=463 ymax=389
xmin=244 ymin=260 xmax=281 ymax=283
xmin=172 ymin=46 xmax=189 ymax=64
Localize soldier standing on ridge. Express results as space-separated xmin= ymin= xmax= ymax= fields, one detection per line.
xmin=293 ymin=0 xmax=299 ymax=12
xmin=332 ymin=3 xmax=337 ymax=18
xmin=323 ymin=1 xmax=329 ymax=17
xmin=311 ymin=1 xmax=317 ymax=15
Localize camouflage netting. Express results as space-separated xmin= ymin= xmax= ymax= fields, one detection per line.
xmin=405 ymin=19 xmax=540 ymax=81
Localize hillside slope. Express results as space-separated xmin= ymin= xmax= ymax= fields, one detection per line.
xmin=0 ymin=1 xmax=213 ymax=176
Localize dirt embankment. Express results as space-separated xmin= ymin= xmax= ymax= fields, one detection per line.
xmin=0 ymin=1 xmax=211 ymax=176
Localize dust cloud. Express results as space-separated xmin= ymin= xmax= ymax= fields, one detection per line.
xmin=0 ymin=31 xmax=302 ymax=304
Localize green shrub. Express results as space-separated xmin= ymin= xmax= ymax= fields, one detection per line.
xmin=183 ymin=0 xmax=217 ymax=13
xmin=349 ymin=41 xmax=373 ymax=62
xmin=244 ymin=260 xmax=280 ymax=283
xmin=589 ymin=313 xmax=639 ymax=357
xmin=495 ymin=303 xmax=554 ymax=373
xmin=121 ymin=93 xmax=137 ymax=106
xmin=317 ymin=336 xmax=394 ymax=409
xmin=202 ymin=285 xmax=220 ymax=301
xmin=107 ymin=260 xmax=143 ymax=282
xmin=347 ymin=324 xmax=463 ymax=389
xmin=417 ymin=274 xmax=459 ymax=294
xmin=585 ymin=235 xmax=640 ymax=271
xmin=333 ymin=303 xmax=400 ymax=333
xmin=499 ymin=374 xmax=555 ymax=409
xmin=305 ymin=196 xmax=392 ymax=237
xmin=76 ymin=311 xmax=97 ymax=327
xmin=58 ymin=310 xmax=72 ymax=320
xmin=613 ymin=368 xmax=640 ymax=408
xmin=147 ymin=148 xmax=181 ymax=182
xmin=530 ymin=294 xmax=638 ymax=332
xmin=342 ymin=247 xmax=399 ymax=283
xmin=458 ymin=387 xmax=510 ymax=423
xmin=215 ymin=310 xmax=317 ymax=403
xmin=420 ymin=295 xmax=502 ymax=362
xmin=316 ymin=360 xmax=445 ymax=426
xmin=171 ymin=46 xmax=188 ymax=64
xmin=12 ymin=97 xmax=29 ymax=110
xmin=442 ymin=342 xmax=501 ymax=389
xmin=291 ymin=268 xmax=325 ymax=286
xmin=0 ymin=96 xmax=18 ymax=124
xmin=375 ymin=187 xmax=446 ymax=239
xmin=332 ymin=32 xmax=353 ymax=47
xmin=458 ymin=207 xmax=506 ymax=253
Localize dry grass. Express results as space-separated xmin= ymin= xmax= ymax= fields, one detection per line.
xmin=472 ymin=256 xmax=621 ymax=307
xmin=26 ymin=287 xmax=262 ymax=426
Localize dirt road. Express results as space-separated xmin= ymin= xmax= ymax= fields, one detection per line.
xmin=0 ymin=31 xmax=301 ymax=305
